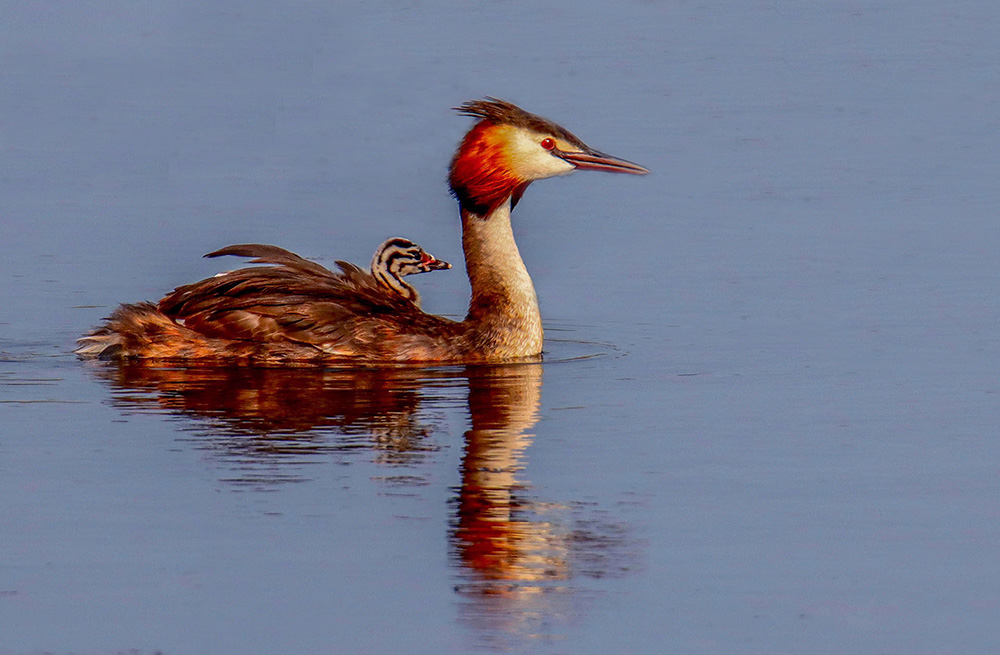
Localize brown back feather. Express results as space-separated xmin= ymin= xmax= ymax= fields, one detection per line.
xmin=206 ymin=244 xmax=335 ymax=278
xmin=155 ymin=244 xmax=464 ymax=357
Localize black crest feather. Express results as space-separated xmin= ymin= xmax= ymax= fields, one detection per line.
xmin=454 ymin=97 xmax=587 ymax=149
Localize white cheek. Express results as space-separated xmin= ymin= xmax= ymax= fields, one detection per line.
xmin=530 ymin=155 xmax=575 ymax=179
xmin=510 ymin=132 xmax=576 ymax=180
xmin=543 ymin=157 xmax=577 ymax=178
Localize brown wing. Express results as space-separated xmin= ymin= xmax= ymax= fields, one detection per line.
xmin=156 ymin=244 xmax=463 ymax=357
xmin=205 ymin=243 xmax=337 ymax=278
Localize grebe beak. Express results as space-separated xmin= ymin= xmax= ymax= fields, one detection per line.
xmin=421 ymin=252 xmax=452 ymax=272
xmin=557 ymin=147 xmax=649 ymax=175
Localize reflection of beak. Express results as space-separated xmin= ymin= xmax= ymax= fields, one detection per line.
xmin=557 ymin=147 xmax=649 ymax=175
xmin=420 ymin=252 xmax=452 ymax=272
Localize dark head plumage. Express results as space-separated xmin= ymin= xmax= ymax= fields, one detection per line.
xmin=454 ymin=97 xmax=588 ymax=150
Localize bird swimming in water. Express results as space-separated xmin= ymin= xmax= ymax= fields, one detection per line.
xmin=77 ymin=98 xmax=648 ymax=364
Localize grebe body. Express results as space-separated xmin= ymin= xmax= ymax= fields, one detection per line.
xmin=77 ymin=98 xmax=647 ymax=364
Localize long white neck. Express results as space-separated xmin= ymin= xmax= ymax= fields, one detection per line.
xmin=461 ymin=200 xmax=543 ymax=358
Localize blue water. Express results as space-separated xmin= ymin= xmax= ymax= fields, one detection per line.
xmin=3 ymin=1 xmax=1000 ymax=653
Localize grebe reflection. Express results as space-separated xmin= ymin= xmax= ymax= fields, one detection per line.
xmin=86 ymin=361 xmax=636 ymax=643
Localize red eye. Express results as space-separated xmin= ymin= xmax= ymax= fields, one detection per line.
xmin=540 ymin=138 xmax=555 ymax=150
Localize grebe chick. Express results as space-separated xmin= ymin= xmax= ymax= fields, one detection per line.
xmin=203 ymin=238 xmax=450 ymax=308
xmin=77 ymin=98 xmax=647 ymax=364
xmin=370 ymin=237 xmax=451 ymax=307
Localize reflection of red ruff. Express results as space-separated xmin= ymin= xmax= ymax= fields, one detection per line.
xmin=455 ymin=488 xmax=523 ymax=578
xmin=450 ymin=123 xmax=529 ymax=216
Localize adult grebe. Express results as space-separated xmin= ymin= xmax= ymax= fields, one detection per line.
xmin=77 ymin=98 xmax=648 ymax=364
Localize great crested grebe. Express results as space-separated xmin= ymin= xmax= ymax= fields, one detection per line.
xmin=77 ymin=98 xmax=648 ymax=364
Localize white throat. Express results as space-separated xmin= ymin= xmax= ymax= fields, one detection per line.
xmin=461 ymin=199 xmax=543 ymax=357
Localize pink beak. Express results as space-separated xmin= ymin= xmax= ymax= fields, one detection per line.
xmin=557 ymin=148 xmax=649 ymax=175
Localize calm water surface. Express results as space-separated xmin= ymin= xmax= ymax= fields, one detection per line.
xmin=3 ymin=1 xmax=1000 ymax=654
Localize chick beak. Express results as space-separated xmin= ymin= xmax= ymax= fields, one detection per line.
xmin=420 ymin=252 xmax=452 ymax=272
